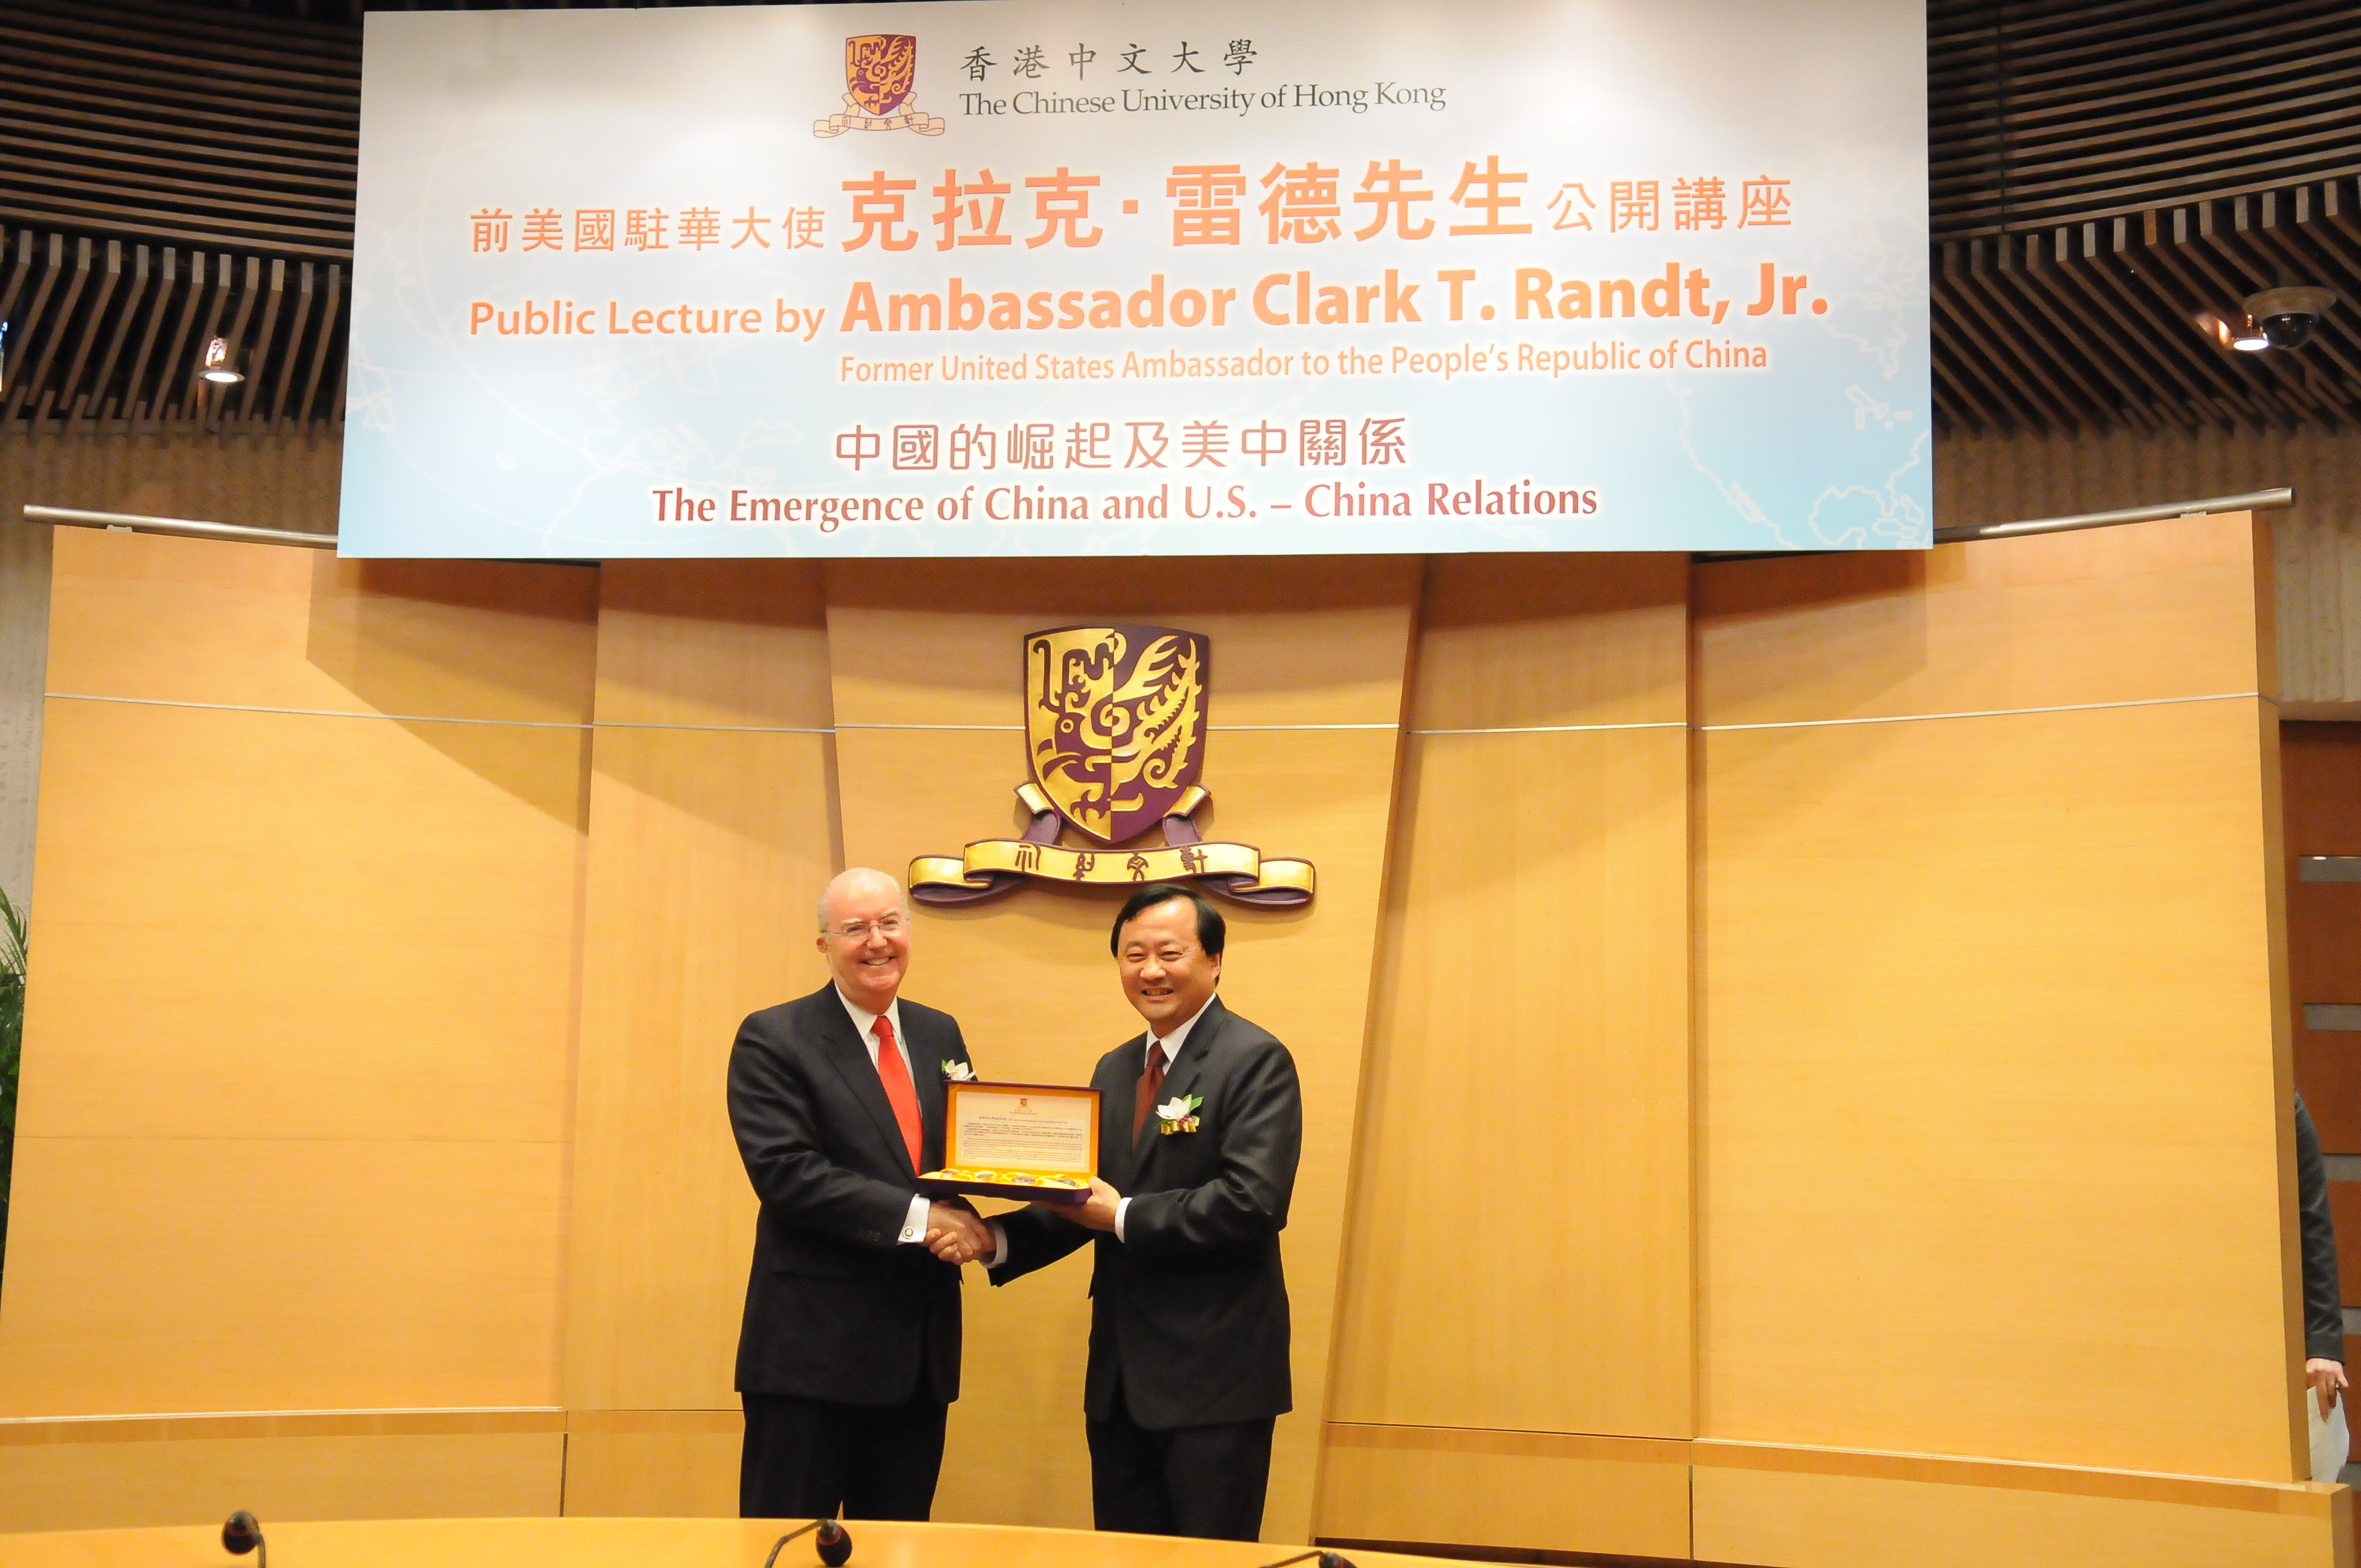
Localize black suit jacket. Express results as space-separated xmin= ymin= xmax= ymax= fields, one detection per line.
xmin=989 ymin=995 xmax=1301 ymax=1430
xmin=2298 ymin=1092 xmax=2344 ymax=1364
xmin=728 ymin=983 xmax=972 ymax=1406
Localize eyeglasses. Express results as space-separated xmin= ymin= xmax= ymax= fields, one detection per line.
xmin=833 ymin=915 xmax=906 ymax=943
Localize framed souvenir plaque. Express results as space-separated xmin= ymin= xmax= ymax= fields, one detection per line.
xmin=918 ymin=1081 xmax=1101 ymax=1205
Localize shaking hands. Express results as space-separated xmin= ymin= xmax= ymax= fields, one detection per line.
xmin=925 ymin=1200 xmax=994 ymax=1266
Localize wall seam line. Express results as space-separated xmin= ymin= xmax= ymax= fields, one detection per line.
xmin=1695 ymin=690 xmax=2260 ymax=731
xmin=0 ymin=1406 xmax=566 ymax=1424
xmin=1411 ymin=721 xmax=1688 ymax=735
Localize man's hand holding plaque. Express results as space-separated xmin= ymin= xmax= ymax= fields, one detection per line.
xmin=917 ymin=1081 xmax=1102 ymax=1206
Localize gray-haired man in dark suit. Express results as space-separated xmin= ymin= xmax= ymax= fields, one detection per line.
xmin=727 ymin=868 xmax=992 ymax=1520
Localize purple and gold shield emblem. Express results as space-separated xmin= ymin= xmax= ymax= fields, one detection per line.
xmin=844 ymin=34 xmax=918 ymax=118
xmin=1026 ymin=625 xmax=1209 ymax=845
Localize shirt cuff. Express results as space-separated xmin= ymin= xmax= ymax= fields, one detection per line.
xmin=1114 ymin=1195 xmax=1131 ymax=1243
xmin=898 ymin=1193 xmax=932 ymax=1245
xmin=988 ymin=1220 xmax=1009 ymax=1268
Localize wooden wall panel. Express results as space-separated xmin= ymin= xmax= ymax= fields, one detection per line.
xmin=1693 ymin=1449 xmax=2345 ymax=1568
xmin=1695 ymin=512 xmax=2273 ymax=730
xmin=823 ymin=558 xmax=1418 ymax=1544
xmin=1696 ymin=514 xmax=2300 ymax=1485
xmin=0 ymin=529 xmax=594 ymax=1420
xmin=1934 ymin=426 xmax=2361 ymax=706
xmin=2282 ymin=722 xmax=2361 ymax=1152
xmin=1316 ymin=1425 xmax=1689 ymax=1560
xmin=560 ymin=561 xmax=839 ymax=1511
xmin=1324 ymin=555 xmax=1689 ymax=1453
xmin=561 ymin=1412 xmax=742 ymax=1520
xmin=0 ymin=429 xmax=345 ymax=909
xmin=1 ymin=1136 xmax=565 ymax=1414
xmin=0 ymin=1421 xmax=562 ymax=1534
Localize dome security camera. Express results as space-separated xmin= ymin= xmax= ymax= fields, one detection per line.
xmin=2243 ymin=286 xmax=2337 ymax=350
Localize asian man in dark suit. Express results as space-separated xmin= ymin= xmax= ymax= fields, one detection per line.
xmin=964 ymin=883 xmax=1303 ymax=1541
xmin=727 ymin=867 xmax=994 ymax=1521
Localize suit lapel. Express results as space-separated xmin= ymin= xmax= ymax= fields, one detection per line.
xmin=908 ymin=1010 xmax=946 ymax=1170
xmin=815 ymin=990 xmax=920 ymax=1182
xmin=1107 ymin=1033 xmax=1149 ymax=1184
xmin=1129 ymin=997 xmax=1223 ymax=1180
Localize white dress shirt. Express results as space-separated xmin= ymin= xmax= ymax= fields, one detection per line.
xmin=985 ymin=992 xmax=1216 ymax=1266
xmin=835 ymin=987 xmax=934 ymax=1245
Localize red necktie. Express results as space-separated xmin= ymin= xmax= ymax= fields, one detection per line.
xmin=872 ymin=1014 xmax=923 ymax=1171
xmin=1133 ymin=1042 xmax=1168 ymax=1139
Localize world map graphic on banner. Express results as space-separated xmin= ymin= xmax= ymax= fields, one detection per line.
xmin=343 ymin=1 xmax=1929 ymax=558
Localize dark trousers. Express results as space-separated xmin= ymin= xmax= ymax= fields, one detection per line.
xmin=1086 ymin=1387 xmax=1275 ymax=1542
xmin=739 ymin=1390 xmax=948 ymax=1522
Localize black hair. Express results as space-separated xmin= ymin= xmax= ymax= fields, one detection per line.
xmin=1109 ymin=883 xmax=1227 ymax=958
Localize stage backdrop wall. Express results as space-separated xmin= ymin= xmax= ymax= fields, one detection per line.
xmin=0 ymin=515 xmax=2341 ymax=1567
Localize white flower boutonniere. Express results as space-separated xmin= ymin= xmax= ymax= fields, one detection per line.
xmin=941 ymin=1060 xmax=976 ymax=1082
xmin=1155 ymin=1093 xmax=1203 ymax=1135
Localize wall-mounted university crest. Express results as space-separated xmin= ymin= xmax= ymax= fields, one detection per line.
xmin=910 ymin=625 xmax=1314 ymax=908
xmin=1027 ymin=625 xmax=1207 ymax=844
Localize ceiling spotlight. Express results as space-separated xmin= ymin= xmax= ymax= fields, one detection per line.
xmin=202 ymin=336 xmax=243 ymax=384
xmin=2191 ymin=310 xmax=2264 ymax=352
xmin=2244 ymin=286 xmax=2337 ymax=350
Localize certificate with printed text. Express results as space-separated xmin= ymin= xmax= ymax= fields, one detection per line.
xmin=920 ymin=1081 xmax=1102 ymax=1204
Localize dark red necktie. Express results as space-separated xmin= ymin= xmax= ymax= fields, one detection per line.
xmin=872 ymin=1014 xmax=923 ymax=1170
xmin=1133 ymin=1042 xmax=1168 ymax=1139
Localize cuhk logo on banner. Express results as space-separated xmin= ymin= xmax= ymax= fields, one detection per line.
xmin=815 ymin=34 xmax=945 ymax=138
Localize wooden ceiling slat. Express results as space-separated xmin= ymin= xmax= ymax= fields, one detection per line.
xmin=2012 ymin=236 xmax=2174 ymax=433
xmin=293 ymin=263 xmax=339 ymax=437
xmin=55 ymin=239 xmax=124 ymax=424
xmin=1945 ymin=243 xmax=2087 ymax=432
xmin=15 ymin=100 xmax=351 ymax=161
xmin=76 ymin=243 xmax=150 ymax=434
xmin=1930 ymin=295 xmax=2035 ymax=433
xmin=0 ymin=154 xmax=357 ymax=219
xmin=0 ymin=230 xmax=34 ymax=331
xmin=150 ymin=252 xmax=208 ymax=426
xmin=267 ymin=261 xmax=314 ymax=434
xmin=0 ymin=62 xmax=358 ymax=129
xmin=0 ymin=132 xmax=358 ymax=193
xmin=1932 ymin=0 xmax=2361 ymax=239
xmin=9 ymin=0 xmax=360 ymax=62
xmin=0 ymin=34 xmax=363 ymax=111
xmin=0 ymin=197 xmax=351 ymax=259
xmin=1968 ymin=245 xmax=2113 ymax=433
xmin=2036 ymin=226 xmax=2215 ymax=431
xmin=0 ymin=19 xmax=357 ymax=90
xmin=2 ymin=79 xmax=356 ymax=149
xmin=1929 ymin=362 xmax=1985 ymax=435
xmin=2 ymin=235 xmax=68 ymax=423
xmin=8 ymin=236 xmax=91 ymax=424
xmin=234 ymin=258 xmax=286 ymax=427
xmin=118 ymin=247 xmax=177 ymax=426
xmin=205 ymin=256 xmax=259 ymax=432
